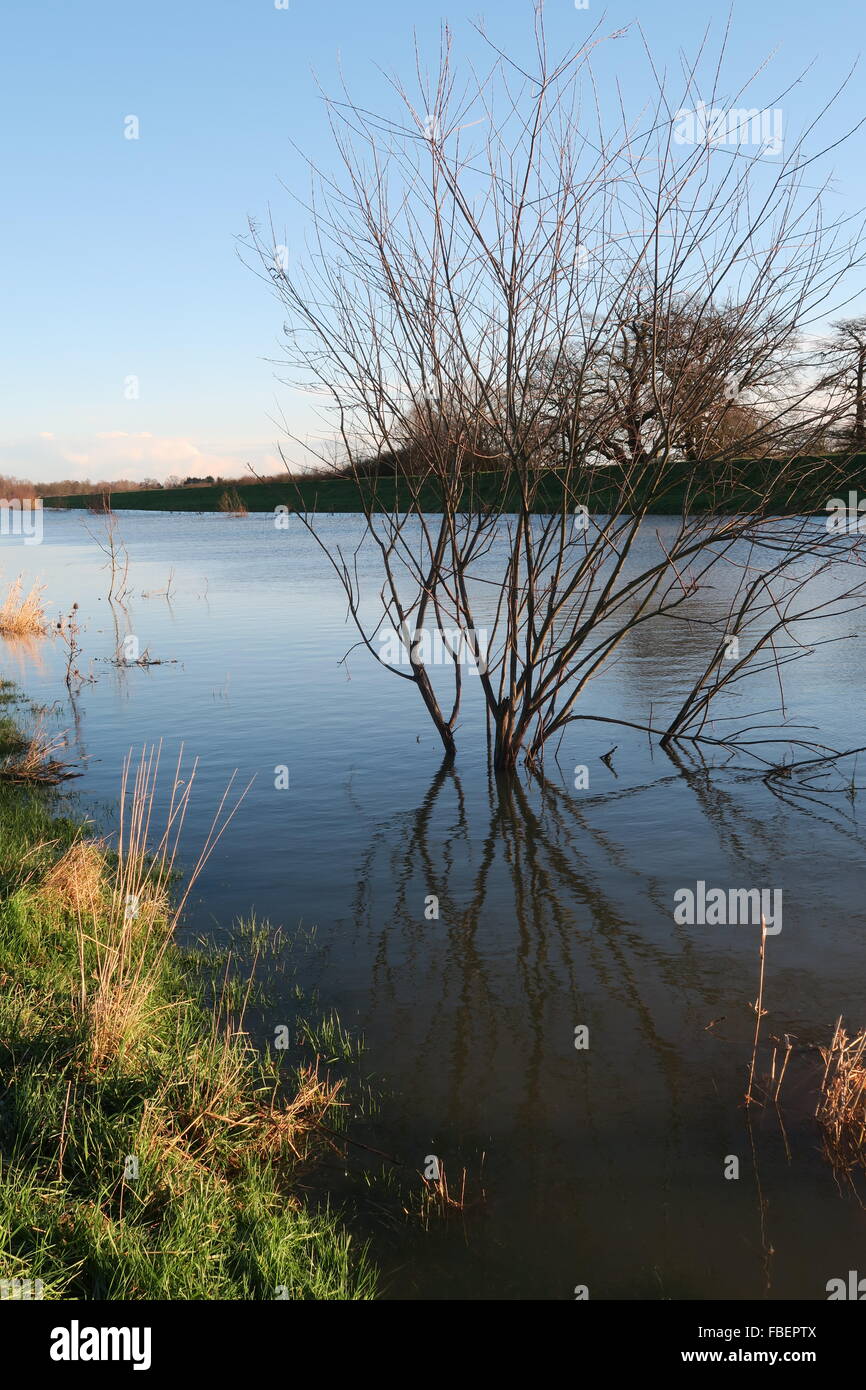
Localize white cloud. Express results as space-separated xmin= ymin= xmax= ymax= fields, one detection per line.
xmin=0 ymin=432 xmax=276 ymax=485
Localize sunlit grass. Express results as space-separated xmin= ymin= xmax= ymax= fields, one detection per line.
xmin=0 ymin=720 xmax=376 ymax=1300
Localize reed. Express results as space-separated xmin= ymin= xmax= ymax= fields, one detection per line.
xmin=816 ymin=1018 xmax=866 ymax=1173
xmin=218 ymin=487 xmax=248 ymax=515
xmin=78 ymin=743 xmax=250 ymax=1068
xmin=413 ymin=1156 xmax=486 ymax=1228
xmin=745 ymin=915 xmax=769 ymax=1106
xmin=0 ymin=576 xmax=47 ymax=636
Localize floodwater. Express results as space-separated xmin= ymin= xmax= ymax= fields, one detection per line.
xmin=2 ymin=508 xmax=866 ymax=1300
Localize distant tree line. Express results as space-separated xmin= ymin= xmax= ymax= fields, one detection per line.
xmin=0 ymin=472 xmax=288 ymax=500
xmin=325 ymin=308 xmax=866 ymax=482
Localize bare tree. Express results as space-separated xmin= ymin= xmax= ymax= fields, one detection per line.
xmin=819 ymin=316 xmax=866 ymax=451
xmin=250 ymin=11 xmax=866 ymax=772
xmin=558 ymin=299 xmax=798 ymax=465
xmin=85 ymin=514 xmax=131 ymax=603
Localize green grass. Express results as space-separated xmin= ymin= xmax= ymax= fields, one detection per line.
xmin=0 ymin=722 xmax=376 ymax=1301
xmin=41 ymin=452 xmax=866 ymax=516
xmin=297 ymin=1009 xmax=366 ymax=1067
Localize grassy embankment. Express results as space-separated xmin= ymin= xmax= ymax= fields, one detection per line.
xmin=0 ymin=687 xmax=375 ymax=1300
xmin=41 ymin=454 xmax=866 ymax=516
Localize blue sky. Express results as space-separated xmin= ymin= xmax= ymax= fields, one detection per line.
xmin=1 ymin=0 xmax=863 ymax=483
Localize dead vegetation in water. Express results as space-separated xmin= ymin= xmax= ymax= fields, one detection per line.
xmin=0 ymin=576 xmax=47 ymax=637
xmin=408 ymin=1156 xmax=486 ymax=1229
xmin=104 ymin=647 xmax=177 ymax=669
xmin=141 ymin=569 xmax=175 ymax=600
xmin=0 ymin=720 xmax=77 ymax=784
xmin=84 ymin=513 xmax=130 ymax=601
xmin=744 ymin=916 xmax=770 ymax=1107
xmin=732 ymin=925 xmax=866 ymax=1193
xmin=816 ymin=1019 xmax=866 ymax=1181
xmin=56 ymin=604 xmax=96 ymax=689
xmin=218 ymin=487 xmax=248 ymax=516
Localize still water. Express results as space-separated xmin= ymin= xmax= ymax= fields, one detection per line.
xmin=2 ymin=509 xmax=866 ymax=1299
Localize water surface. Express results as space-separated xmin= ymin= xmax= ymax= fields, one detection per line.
xmin=2 ymin=510 xmax=865 ymax=1299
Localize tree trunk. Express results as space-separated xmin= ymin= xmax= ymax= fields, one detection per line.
xmin=492 ymin=703 xmax=521 ymax=771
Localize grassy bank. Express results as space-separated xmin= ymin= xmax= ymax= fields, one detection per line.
xmin=0 ymin=693 xmax=375 ymax=1300
xmin=41 ymin=453 xmax=866 ymax=516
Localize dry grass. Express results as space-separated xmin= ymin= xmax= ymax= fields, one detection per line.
xmin=411 ymin=1157 xmax=486 ymax=1228
xmin=254 ymin=1064 xmax=344 ymax=1161
xmin=218 ymin=487 xmax=248 ymax=516
xmin=0 ymin=577 xmax=47 ymax=637
xmin=0 ymin=720 xmax=75 ymax=784
xmin=78 ymin=744 xmax=251 ymax=1069
xmin=140 ymin=1054 xmax=344 ymax=1197
xmin=817 ymin=1018 xmax=866 ymax=1174
xmin=420 ymin=1161 xmax=467 ymax=1222
xmin=745 ymin=915 xmax=770 ymax=1106
xmin=40 ymin=841 xmax=107 ymax=916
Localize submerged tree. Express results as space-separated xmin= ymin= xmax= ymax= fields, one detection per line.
xmin=251 ymin=9 xmax=866 ymax=772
